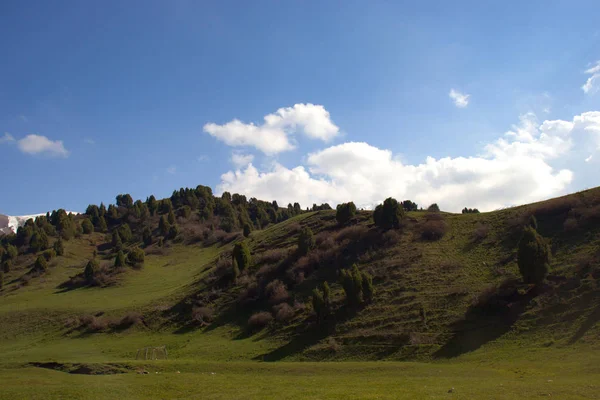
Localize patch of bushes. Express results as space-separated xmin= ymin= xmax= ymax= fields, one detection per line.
xmin=273 ymin=303 xmax=295 ymax=323
xmin=265 ymin=279 xmax=289 ymax=305
xmin=472 ymin=223 xmax=490 ymax=242
xmin=248 ymin=311 xmax=273 ymax=330
xmin=297 ymin=227 xmax=315 ymax=256
xmin=517 ymin=226 xmax=551 ymax=284
xmin=191 ymin=307 xmax=214 ymax=325
xmin=232 ymin=241 xmax=251 ymax=271
xmin=420 ymin=216 xmax=448 ymax=241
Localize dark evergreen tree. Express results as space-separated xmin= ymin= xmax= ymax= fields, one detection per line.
xmin=167 ymin=209 xmax=176 ymax=225
xmin=53 ymin=237 xmax=65 ymax=256
xmin=34 ymin=255 xmax=48 ymax=273
xmin=159 ymin=215 xmax=170 ymax=237
xmin=30 ymin=231 xmax=49 ymax=252
xmin=97 ymin=216 xmax=108 ymax=233
xmin=81 ymin=219 xmax=94 ymax=234
xmin=142 ymin=227 xmax=153 ymax=246
xmin=336 ymin=202 xmax=357 ymax=225
xmin=243 ymin=223 xmax=252 ymax=238
xmin=427 ymin=203 xmax=440 ymax=212
xmin=84 ymin=259 xmax=98 ymax=284
xmin=373 ymin=197 xmax=404 ymax=230
xmin=298 ymin=227 xmax=315 ymax=256
xmin=232 ymin=241 xmax=251 ymax=271
xmin=147 ymin=195 xmax=158 ymax=216
xmin=114 ymin=250 xmax=125 ymax=268
xmin=116 ymin=194 xmax=134 ymax=208
xmin=517 ymin=226 xmax=551 ymax=284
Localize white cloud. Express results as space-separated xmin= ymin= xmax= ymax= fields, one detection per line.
xmin=230 ymin=152 xmax=254 ymax=168
xmin=449 ymin=89 xmax=470 ymax=108
xmin=197 ymin=155 xmax=210 ymax=162
xmin=582 ymin=61 xmax=600 ymax=94
xmin=203 ymin=103 xmax=339 ymax=154
xmin=585 ymin=155 xmax=593 ymax=162
xmin=84 ymin=138 xmax=95 ymax=145
xmin=215 ymin=110 xmax=600 ymax=212
xmin=0 ymin=133 xmax=15 ymax=144
xmin=167 ymin=166 xmax=177 ymax=174
xmin=17 ymin=134 xmax=69 ymax=157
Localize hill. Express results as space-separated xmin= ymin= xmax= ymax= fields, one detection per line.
xmin=0 ymin=186 xmax=599 ymax=398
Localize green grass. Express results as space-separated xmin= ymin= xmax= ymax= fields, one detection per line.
xmin=1 ymin=354 xmax=599 ymax=399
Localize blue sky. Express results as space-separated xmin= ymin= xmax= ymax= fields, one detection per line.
xmin=1 ymin=1 xmax=600 ymax=214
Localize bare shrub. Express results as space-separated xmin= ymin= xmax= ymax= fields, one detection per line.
xmin=472 ymin=223 xmax=490 ymax=242
xmin=117 ymin=312 xmax=142 ymax=329
xmin=315 ymin=232 xmax=334 ymax=249
xmin=255 ymin=248 xmax=287 ymax=266
xmin=191 ymin=307 xmax=214 ymax=325
xmin=88 ymin=316 xmax=108 ymax=332
xmin=420 ymin=219 xmax=447 ymax=241
xmin=256 ymin=263 xmax=278 ymax=278
xmin=265 ymin=279 xmax=289 ymax=305
xmin=380 ymin=229 xmax=401 ymax=247
xmin=248 ymin=311 xmax=273 ymax=330
xmin=273 ymin=303 xmax=295 ymax=322
xmin=237 ymin=281 xmax=260 ymax=306
xmin=293 ymin=300 xmax=306 ymax=312
xmin=335 ymin=225 xmax=369 ymax=243
xmin=203 ymin=229 xmax=227 ymax=246
xmin=287 ymin=222 xmax=301 ymax=235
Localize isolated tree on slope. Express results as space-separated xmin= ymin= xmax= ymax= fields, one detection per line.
xmin=517 ymin=226 xmax=550 ymax=284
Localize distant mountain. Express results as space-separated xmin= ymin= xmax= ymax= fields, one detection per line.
xmin=0 ymin=212 xmax=79 ymax=235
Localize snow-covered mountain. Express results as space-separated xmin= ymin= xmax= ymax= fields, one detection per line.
xmin=0 ymin=212 xmax=80 ymax=235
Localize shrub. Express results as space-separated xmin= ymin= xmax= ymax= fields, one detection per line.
xmin=336 ymin=202 xmax=356 ymax=225
xmin=273 ymin=303 xmax=295 ymax=323
xmin=243 ymin=223 xmax=252 ymax=237
xmin=168 ymin=224 xmax=180 ymax=240
xmin=43 ymin=249 xmax=56 ymax=261
xmin=30 ymin=231 xmax=49 ymax=252
xmin=53 ymin=237 xmax=65 ymax=256
xmin=159 ymin=215 xmax=171 ymax=237
xmin=2 ymin=260 xmax=11 ymax=273
xmin=462 ymin=207 xmax=480 ymax=214
xmin=340 ymin=264 xmax=363 ymax=306
xmin=118 ymin=223 xmax=133 ymax=242
xmin=312 ymin=283 xmax=330 ymax=323
xmin=34 ymin=255 xmax=48 ymax=272
xmin=97 ymin=216 xmax=108 ymax=232
xmin=420 ymin=219 xmax=447 ymax=241
xmin=0 ymin=270 xmax=3 ymax=289
xmin=361 ymin=271 xmax=374 ymax=303
xmin=233 ymin=241 xmax=251 ymax=271
xmin=168 ymin=210 xmax=176 ymax=225
xmin=112 ymin=230 xmax=123 ymax=251
xmin=265 ymin=279 xmax=289 ymax=305
xmin=248 ymin=311 xmax=273 ymax=330
xmin=529 ymin=214 xmax=538 ymax=230
xmin=297 ymin=227 xmax=315 ymax=256
xmin=427 ymin=203 xmax=440 ymax=212
xmin=118 ymin=312 xmax=142 ymax=328
xmin=192 ymin=307 xmax=214 ymax=325
xmin=5 ymin=245 xmax=17 ymax=260
xmin=472 ymin=223 xmax=490 ymax=242
xmin=373 ymin=197 xmax=404 ymax=230
xmin=127 ymin=247 xmax=145 ymax=268
xmin=517 ymin=226 xmax=551 ymax=284
xmin=114 ymin=250 xmax=126 ymax=268
xmin=81 ymin=219 xmax=94 ymax=234
xmin=84 ymin=259 xmax=99 ymax=284
xmin=335 ymin=225 xmax=369 ymax=243
xmin=142 ymin=227 xmax=153 ymax=246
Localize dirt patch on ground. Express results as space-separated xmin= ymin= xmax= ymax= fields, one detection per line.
xmin=28 ymin=362 xmax=132 ymax=375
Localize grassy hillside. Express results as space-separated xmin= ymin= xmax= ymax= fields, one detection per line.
xmin=0 ymin=188 xmax=599 ymax=398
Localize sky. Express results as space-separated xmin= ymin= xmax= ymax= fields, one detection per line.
xmin=1 ymin=1 xmax=600 ymax=215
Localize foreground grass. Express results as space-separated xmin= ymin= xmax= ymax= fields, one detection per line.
xmin=1 ymin=356 xmax=598 ymax=400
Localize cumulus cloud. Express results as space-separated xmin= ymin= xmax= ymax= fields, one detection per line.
xmin=17 ymin=134 xmax=69 ymax=157
xmin=449 ymin=89 xmax=470 ymax=108
xmin=203 ymin=103 xmax=339 ymax=154
xmin=582 ymin=61 xmax=600 ymax=94
xmin=230 ymin=152 xmax=254 ymax=168
xmin=0 ymin=133 xmax=15 ymax=144
xmin=216 ymin=111 xmax=600 ymax=212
